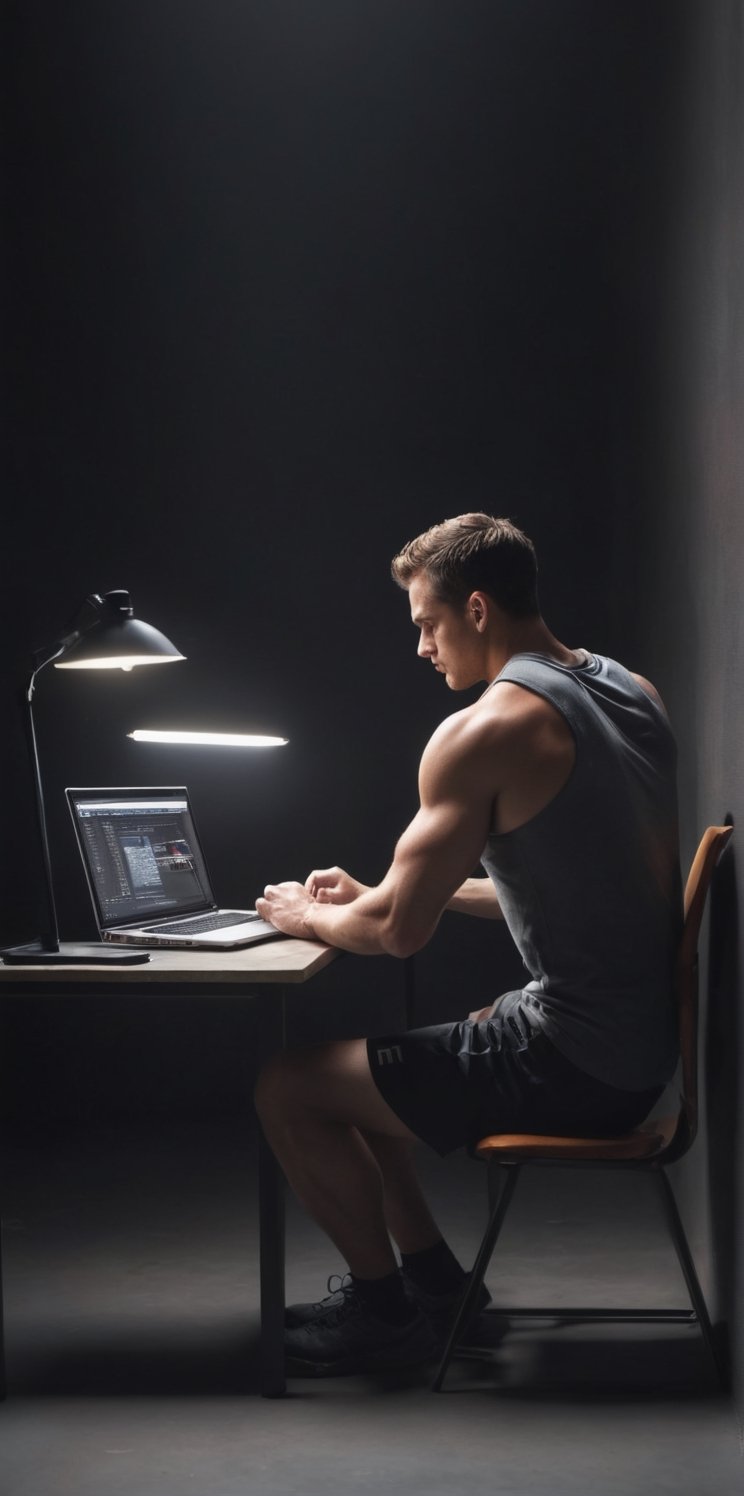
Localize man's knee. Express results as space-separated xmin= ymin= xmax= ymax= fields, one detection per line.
xmin=253 ymin=1040 xmax=368 ymax=1125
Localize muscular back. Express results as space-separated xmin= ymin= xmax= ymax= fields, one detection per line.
xmin=460 ymin=664 xmax=664 ymax=838
xmin=474 ymin=683 xmax=577 ymax=836
xmin=477 ymin=650 xmax=681 ymax=1091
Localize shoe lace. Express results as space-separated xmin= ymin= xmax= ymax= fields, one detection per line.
xmin=317 ymin=1273 xmax=364 ymax=1328
xmin=323 ymin=1273 xmax=354 ymax=1302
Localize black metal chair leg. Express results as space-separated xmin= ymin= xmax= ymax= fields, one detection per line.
xmin=432 ymin=1165 xmax=520 ymax=1391
xmin=655 ymin=1168 xmax=723 ymax=1388
xmin=487 ymin=1156 xmax=502 ymax=1215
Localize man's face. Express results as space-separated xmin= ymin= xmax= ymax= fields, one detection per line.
xmin=408 ymin=574 xmax=483 ymax=691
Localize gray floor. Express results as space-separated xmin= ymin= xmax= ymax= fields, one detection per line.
xmin=1 ymin=1119 xmax=741 ymax=1496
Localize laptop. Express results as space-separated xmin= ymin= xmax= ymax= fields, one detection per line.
xmin=67 ymin=786 xmax=283 ymax=949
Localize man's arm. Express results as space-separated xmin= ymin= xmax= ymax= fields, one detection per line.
xmin=446 ymin=876 xmax=503 ymax=919
xmin=256 ymin=710 xmax=498 ymax=957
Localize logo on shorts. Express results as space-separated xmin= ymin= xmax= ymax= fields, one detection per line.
xmin=376 ymin=1044 xmax=403 ymax=1065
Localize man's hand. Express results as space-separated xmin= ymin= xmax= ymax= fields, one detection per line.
xmin=256 ymin=882 xmax=315 ymax=939
xmin=256 ymin=866 xmax=370 ymax=942
xmin=447 ymin=876 xmax=503 ymax=919
xmin=304 ymin=866 xmax=369 ymax=904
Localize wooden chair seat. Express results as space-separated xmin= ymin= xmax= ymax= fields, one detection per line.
xmin=475 ymin=1113 xmax=680 ymax=1163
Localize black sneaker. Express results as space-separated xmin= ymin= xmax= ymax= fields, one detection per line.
xmin=285 ymin=1274 xmax=355 ymax=1329
xmin=286 ymin=1271 xmax=492 ymax=1334
xmin=284 ymin=1285 xmax=438 ymax=1377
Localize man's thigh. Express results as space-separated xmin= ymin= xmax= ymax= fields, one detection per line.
xmin=258 ymin=1039 xmax=421 ymax=1142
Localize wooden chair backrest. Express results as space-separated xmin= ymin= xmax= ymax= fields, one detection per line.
xmin=677 ymin=825 xmax=733 ymax=1139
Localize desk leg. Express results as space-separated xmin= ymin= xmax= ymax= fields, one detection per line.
xmin=257 ymin=986 xmax=287 ymax=1398
xmin=0 ymin=1219 xmax=5 ymax=1400
xmin=258 ymin=1122 xmax=286 ymax=1396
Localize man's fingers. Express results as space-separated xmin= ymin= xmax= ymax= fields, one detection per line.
xmin=306 ymin=867 xmax=336 ymax=887
xmin=305 ymin=869 xmax=339 ymax=900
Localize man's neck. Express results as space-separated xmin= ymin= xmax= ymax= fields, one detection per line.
xmin=484 ymin=616 xmax=581 ymax=682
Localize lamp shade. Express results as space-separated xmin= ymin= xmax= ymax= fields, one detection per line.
xmin=56 ymin=618 xmax=184 ymax=669
xmin=50 ymin=590 xmax=184 ymax=670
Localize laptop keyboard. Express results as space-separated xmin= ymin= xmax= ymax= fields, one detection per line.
xmin=154 ymin=911 xmax=260 ymax=935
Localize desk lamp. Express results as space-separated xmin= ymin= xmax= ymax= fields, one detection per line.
xmin=3 ymin=589 xmax=184 ymax=965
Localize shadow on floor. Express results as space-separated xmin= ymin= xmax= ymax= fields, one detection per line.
xmin=5 ymin=1311 xmax=718 ymax=1401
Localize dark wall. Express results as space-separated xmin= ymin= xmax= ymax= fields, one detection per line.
xmin=6 ymin=0 xmax=742 ymax=1421
xmin=612 ymin=0 xmax=744 ymax=1418
xmin=3 ymin=0 xmax=653 ymax=1121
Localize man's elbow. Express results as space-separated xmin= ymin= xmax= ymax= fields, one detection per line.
xmin=380 ymin=918 xmax=433 ymax=960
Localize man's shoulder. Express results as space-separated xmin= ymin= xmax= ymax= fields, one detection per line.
xmin=425 ymin=683 xmax=549 ymax=761
xmin=629 ymin=670 xmax=668 ymax=715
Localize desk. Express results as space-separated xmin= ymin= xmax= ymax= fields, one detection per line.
xmin=0 ymin=938 xmax=337 ymax=1397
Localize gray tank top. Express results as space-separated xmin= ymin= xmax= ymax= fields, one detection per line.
xmin=480 ymin=652 xmax=681 ymax=1091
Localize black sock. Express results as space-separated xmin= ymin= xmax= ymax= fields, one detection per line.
xmin=350 ymin=1269 xmax=415 ymax=1325
xmin=400 ymin=1238 xmax=466 ymax=1295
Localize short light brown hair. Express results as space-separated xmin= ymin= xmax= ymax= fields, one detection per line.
xmin=391 ymin=513 xmax=539 ymax=617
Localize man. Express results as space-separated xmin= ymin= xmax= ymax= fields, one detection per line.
xmin=255 ymin=513 xmax=681 ymax=1377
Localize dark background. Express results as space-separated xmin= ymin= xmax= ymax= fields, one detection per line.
xmin=1 ymin=0 xmax=666 ymax=1115
xmin=3 ymin=0 xmax=744 ymax=1418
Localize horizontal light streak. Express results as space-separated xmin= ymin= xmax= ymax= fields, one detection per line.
xmin=128 ymin=729 xmax=288 ymax=748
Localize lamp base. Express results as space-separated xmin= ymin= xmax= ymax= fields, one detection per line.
xmin=1 ymin=941 xmax=150 ymax=966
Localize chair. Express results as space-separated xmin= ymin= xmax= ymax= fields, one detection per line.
xmin=433 ymin=824 xmax=734 ymax=1392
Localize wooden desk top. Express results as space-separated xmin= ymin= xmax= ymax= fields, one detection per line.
xmin=0 ymin=938 xmax=338 ymax=986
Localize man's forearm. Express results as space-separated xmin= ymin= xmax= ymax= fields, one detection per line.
xmin=300 ymin=873 xmax=434 ymax=957
xmin=301 ymin=875 xmax=501 ymax=950
xmin=303 ymin=887 xmax=413 ymax=957
xmin=446 ymin=876 xmax=503 ymax=919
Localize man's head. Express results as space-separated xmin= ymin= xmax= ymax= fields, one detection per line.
xmin=391 ymin=514 xmax=541 ymax=690
xmin=390 ymin=513 xmax=539 ymax=617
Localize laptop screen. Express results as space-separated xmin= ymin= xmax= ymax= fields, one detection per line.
xmin=67 ymin=788 xmax=215 ymax=930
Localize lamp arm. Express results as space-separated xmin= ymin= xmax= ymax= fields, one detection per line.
xmin=24 ymin=652 xmax=64 ymax=951
xmin=28 ymin=643 xmax=67 ymax=702
xmin=23 ymin=607 xmax=106 ymax=948
xmin=11 ymin=590 xmax=179 ymax=963
xmin=29 ymin=594 xmax=119 ymax=686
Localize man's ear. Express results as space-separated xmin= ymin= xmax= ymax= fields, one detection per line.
xmin=468 ymin=591 xmax=489 ymax=632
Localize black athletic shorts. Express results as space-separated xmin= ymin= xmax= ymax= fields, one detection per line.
xmin=367 ymin=994 xmax=664 ymax=1157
